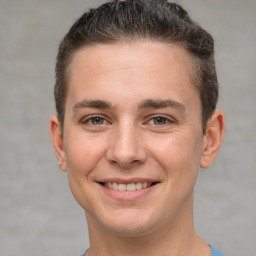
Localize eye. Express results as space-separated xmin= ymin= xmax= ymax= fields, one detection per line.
xmin=90 ymin=117 xmax=105 ymax=125
xmin=82 ymin=116 xmax=108 ymax=125
xmin=147 ymin=115 xmax=174 ymax=126
xmin=152 ymin=116 xmax=168 ymax=125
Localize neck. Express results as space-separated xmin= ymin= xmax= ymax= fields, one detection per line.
xmin=85 ymin=199 xmax=210 ymax=256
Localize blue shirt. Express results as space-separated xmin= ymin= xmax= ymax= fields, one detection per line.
xmin=209 ymin=244 xmax=225 ymax=256
xmin=81 ymin=245 xmax=225 ymax=256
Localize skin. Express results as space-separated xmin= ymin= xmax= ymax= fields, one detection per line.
xmin=50 ymin=41 xmax=225 ymax=256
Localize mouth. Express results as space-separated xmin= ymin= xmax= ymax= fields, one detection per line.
xmin=99 ymin=182 xmax=158 ymax=192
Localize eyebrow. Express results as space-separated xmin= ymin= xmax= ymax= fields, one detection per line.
xmin=72 ymin=99 xmax=115 ymax=112
xmin=138 ymin=99 xmax=186 ymax=111
xmin=72 ymin=98 xmax=186 ymax=113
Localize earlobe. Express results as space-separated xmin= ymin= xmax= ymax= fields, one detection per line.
xmin=200 ymin=110 xmax=225 ymax=168
xmin=49 ymin=115 xmax=67 ymax=171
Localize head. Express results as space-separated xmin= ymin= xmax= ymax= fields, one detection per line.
xmin=50 ymin=0 xmax=225 ymax=239
xmin=55 ymin=0 xmax=218 ymax=133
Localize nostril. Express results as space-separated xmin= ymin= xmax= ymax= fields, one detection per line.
xmin=108 ymin=156 xmax=145 ymax=169
xmin=105 ymin=129 xmax=147 ymax=167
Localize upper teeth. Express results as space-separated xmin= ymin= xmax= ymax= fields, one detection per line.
xmin=104 ymin=182 xmax=152 ymax=191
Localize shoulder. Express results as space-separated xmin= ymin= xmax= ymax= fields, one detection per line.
xmin=210 ymin=244 xmax=226 ymax=256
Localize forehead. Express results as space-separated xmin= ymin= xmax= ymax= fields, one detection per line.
xmin=70 ymin=41 xmax=194 ymax=75
xmin=67 ymin=41 xmax=199 ymax=107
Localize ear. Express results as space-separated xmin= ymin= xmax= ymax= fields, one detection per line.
xmin=49 ymin=115 xmax=67 ymax=171
xmin=200 ymin=110 xmax=225 ymax=168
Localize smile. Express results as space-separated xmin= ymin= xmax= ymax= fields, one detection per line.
xmin=102 ymin=182 xmax=153 ymax=191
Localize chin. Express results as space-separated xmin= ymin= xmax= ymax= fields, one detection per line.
xmin=94 ymin=208 xmax=161 ymax=236
xmin=104 ymin=222 xmax=153 ymax=237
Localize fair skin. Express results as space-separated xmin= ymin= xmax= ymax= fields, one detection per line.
xmin=50 ymin=41 xmax=224 ymax=256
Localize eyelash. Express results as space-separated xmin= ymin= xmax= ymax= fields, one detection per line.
xmin=81 ymin=115 xmax=174 ymax=127
xmin=146 ymin=115 xmax=175 ymax=126
xmin=81 ymin=115 xmax=110 ymax=126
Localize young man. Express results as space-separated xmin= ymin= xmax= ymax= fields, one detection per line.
xmin=50 ymin=1 xmax=225 ymax=255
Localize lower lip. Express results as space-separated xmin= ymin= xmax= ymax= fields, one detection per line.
xmin=99 ymin=184 xmax=157 ymax=201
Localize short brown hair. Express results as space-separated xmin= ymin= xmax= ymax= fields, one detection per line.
xmin=55 ymin=0 xmax=218 ymax=133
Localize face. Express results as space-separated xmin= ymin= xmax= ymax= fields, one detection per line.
xmin=51 ymin=41 xmax=217 ymax=236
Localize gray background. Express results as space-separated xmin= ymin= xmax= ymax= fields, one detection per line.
xmin=0 ymin=0 xmax=255 ymax=255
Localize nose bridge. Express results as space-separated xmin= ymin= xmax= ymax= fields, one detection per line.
xmin=107 ymin=119 xmax=146 ymax=167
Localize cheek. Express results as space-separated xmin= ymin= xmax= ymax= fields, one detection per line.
xmin=63 ymin=133 xmax=108 ymax=210
xmin=148 ymin=132 xmax=203 ymax=177
xmin=64 ymin=133 xmax=107 ymax=177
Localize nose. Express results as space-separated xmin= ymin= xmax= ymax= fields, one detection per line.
xmin=106 ymin=124 xmax=147 ymax=169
